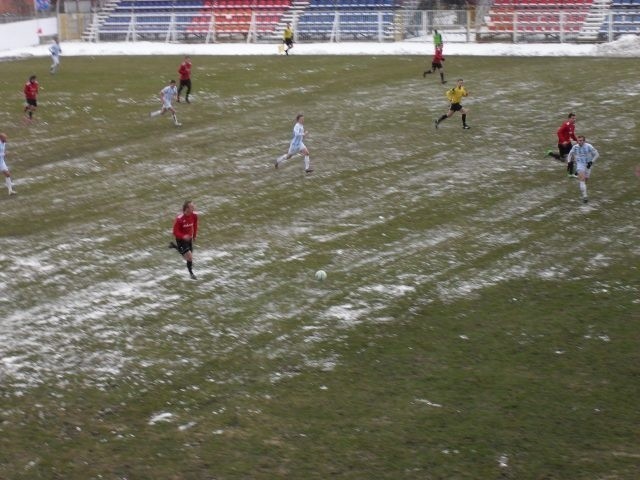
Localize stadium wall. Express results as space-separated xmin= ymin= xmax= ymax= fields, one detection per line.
xmin=0 ymin=17 xmax=58 ymax=51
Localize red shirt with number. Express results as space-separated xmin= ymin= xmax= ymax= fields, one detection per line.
xmin=173 ymin=212 xmax=198 ymax=241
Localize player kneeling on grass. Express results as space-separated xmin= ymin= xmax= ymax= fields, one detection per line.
xmin=150 ymin=79 xmax=181 ymax=126
xmin=547 ymin=112 xmax=578 ymax=176
xmin=170 ymin=200 xmax=198 ymax=279
xmin=567 ymin=135 xmax=599 ymax=204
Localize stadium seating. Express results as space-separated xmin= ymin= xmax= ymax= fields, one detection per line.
xmin=602 ymin=0 xmax=640 ymax=35
xmin=486 ymin=0 xmax=593 ymax=37
xmin=90 ymin=0 xmax=640 ymax=43
xmin=97 ymin=0 xmax=290 ymax=40
xmin=297 ymin=0 xmax=399 ymax=41
xmin=93 ymin=0 xmax=401 ymax=42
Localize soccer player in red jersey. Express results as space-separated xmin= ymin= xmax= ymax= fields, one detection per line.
xmin=177 ymin=56 xmax=192 ymax=104
xmin=23 ymin=75 xmax=39 ymax=122
xmin=170 ymin=200 xmax=199 ymax=280
xmin=423 ymin=44 xmax=446 ymax=84
xmin=548 ymin=112 xmax=578 ymax=176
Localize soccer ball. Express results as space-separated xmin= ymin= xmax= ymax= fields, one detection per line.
xmin=315 ymin=270 xmax=327 ymax=281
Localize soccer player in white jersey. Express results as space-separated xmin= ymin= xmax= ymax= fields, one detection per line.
xmin=275 ymin=113 xmax=313 ymax=173
xmin=0 ymin=133 xmax=17 ymax=195
xmin=49 ymin=38 xmax=61 ymax=74
xmin=150 ymin=80 xmax=181 ymax=126
xmin=567 ymin=135 xmax=599 ymax=203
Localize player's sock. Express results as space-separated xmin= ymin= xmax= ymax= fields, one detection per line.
xmin=150 ymin=110 xmax=161 ymax=118
xmin=579 ymin=181 xmax=587 ymax=197
xmin=440 ymin=72 xmax=445 ymax=83
xmin=304 ymin=155 xmax=311 ymax=171
xmin=29 ymin=110 xmax=33 ymax=119
xmin=567 ymin=161 xmax=575 ymax=175
xmin=5 ymin=177 xmax=13 ymax=191
xmin=187 ymin=261 xmax=194 ymax=275
xmin=172 ymin=114 xmax=180 ymax=125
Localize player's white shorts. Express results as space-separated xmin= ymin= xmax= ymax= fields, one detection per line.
xmin=576 ymin=162 xmax=591 ymax=178
xmin=0 ymin=158 xmax=9 ymax=172
xmin=288 ymin=142 xmax=306 ymax=156
xmin=51 ymin=55 xmax=60 ymax=66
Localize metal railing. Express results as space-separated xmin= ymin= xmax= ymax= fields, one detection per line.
xmin=5 ymin=3 xmax=637 ymax=43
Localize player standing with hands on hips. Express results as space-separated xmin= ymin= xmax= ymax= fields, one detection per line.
xmin=23 ymin=75 xmax=39 ymax=122
xmin=566 ymin=135 xmax=599 ymax=204
xmin=49 ymin=37 xmax=61 ymax=74
xmin=275 ymin=113 xmax=313 ymax=173
xmin=177 ymin=55 xmax=192 ymax=103
xmin=170 ymin=200 xmax=199 ymax=280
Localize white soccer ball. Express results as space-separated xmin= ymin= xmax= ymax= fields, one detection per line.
xmin=315 ymin=270 xmax=327 ymax=281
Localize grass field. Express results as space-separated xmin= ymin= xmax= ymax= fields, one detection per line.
xmin=0 ymin=54 xmax=639 ymax=479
